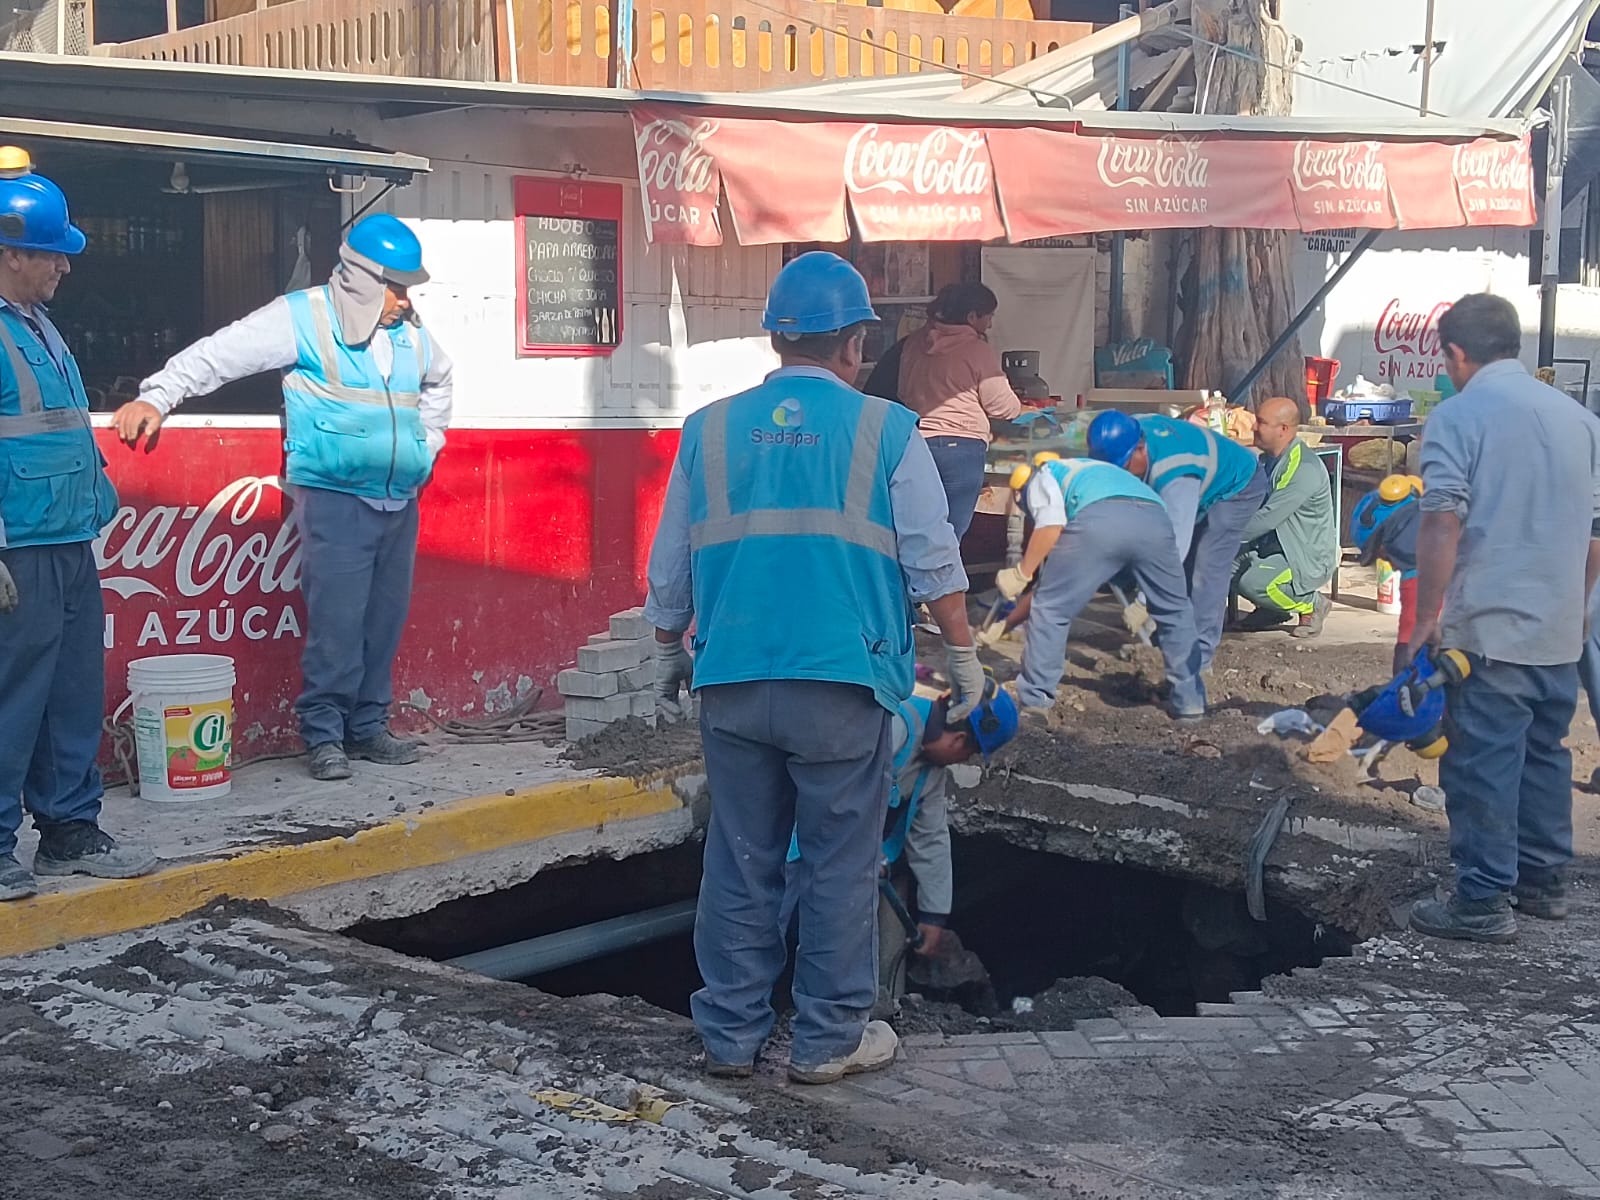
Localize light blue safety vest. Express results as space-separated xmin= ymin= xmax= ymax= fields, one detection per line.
xmin=0 ymin=306 xmax=118 ymax=548
xmin=1035 ymin=456 xmax=1163 ymax=523
xmin=1137 ymin=414 xmax=1259 ymax=515
xmin=682 ymin=368 xmax=919 ymax=712
xmin=281 ymin=286 xmax=435 ymax=501
xmin=789 ymin=696 xmax=934 ymax=867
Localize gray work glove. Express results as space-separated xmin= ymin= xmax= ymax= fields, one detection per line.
xmin=943 ymin=642 xmax=986 ymax=723
xmin=0 ymin=560 xmax=16 ymax=614
xmin=652 ymin=636 xmax=694 ymax=723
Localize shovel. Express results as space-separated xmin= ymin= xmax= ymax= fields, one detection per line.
xmin=879 ymin=877 xmax=991 ymax=991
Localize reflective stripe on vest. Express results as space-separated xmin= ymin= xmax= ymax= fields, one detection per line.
xmin=0 ymin=319 xmax=45 ymax=416
xmin=882 ymin=697 xmax=935 ymax=866
xmin=689 ymin=395 xmax=894 ymax=557
xmin=1148 ymin=437 xmax=1219 ymax=495
xmin=287 ymin=288 xmax=426 ymax=410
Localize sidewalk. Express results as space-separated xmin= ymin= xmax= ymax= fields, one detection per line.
xmin=0 ymin=741 xmax=698 ymax=958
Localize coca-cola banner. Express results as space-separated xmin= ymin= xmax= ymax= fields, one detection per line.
xmin=630 ymin=104 xmax=1534 ymax=245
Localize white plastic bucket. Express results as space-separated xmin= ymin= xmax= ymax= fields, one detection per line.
xmin=1375 ymin=559 xmax=1403 ymax=617
xmin=117 ymin=654 xmax=236 ymax=804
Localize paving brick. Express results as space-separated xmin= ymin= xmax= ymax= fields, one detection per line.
xmin=1455 ymin=1149 xmax=1525 ymax=1169
xmin=1075 ymin=1018 xmax=1129 ymax=1041
xmin=1289 ymin=1004 xmax=1348 ymax=1029
xmin=912 ymin=1046 xmax=1000 ymax=1062
xmin=1417 ymin=1098 xmax=1484 ymax=1130
xmin=1452 ymin=1082 xmax=1549 ymax=1130
xmin=1093 ymin=1040 xmax=1193 ymax=1059
xmin=1456 ymin=1130 xmax=1559 ymax=1151
xmin=555 ymin=668 xmax=619 ymax=698
xmin=1038 ymin=1031 xmax=1098 ymax=1059
xmin=1001 ymin=1044 xmax=1055 ymax=1075
xmin=578 ymin=638 xmax=647 ymax=672
xmin=565 ymin=715 xmax=609 ymax=741
xmin=1519 ymin=1147 xmax=1600 ymax=1187
xmin=629 ymin=691 xmax=657 ymax=720
xmin=962 ymin=1060 xmax=1018 ymax=1090
xmin=618 ymin=663 xmax=653 ymax=692
xmin=1161 ymin=1016 xmax=1264 ymax=1041
xmin=609 ymin=608 xmax=652 ymax=640
xmin=945 ymin=1032 xmax=1037 ymax=1046
xmin=564 ymin=693 xmax=635 ymax=723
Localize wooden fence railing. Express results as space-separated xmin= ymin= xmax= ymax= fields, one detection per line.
xmin=101 ymin=0 xmax=1089 ymax=91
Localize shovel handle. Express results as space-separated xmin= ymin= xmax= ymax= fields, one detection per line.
xmin=878 ymin=876 xmax=924 ymax=950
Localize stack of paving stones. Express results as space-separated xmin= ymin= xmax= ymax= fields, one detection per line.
xmin=557 ymin=607 xmax=659 ymax=741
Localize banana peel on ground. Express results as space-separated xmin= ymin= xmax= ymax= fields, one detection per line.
xmin=1302 ymin=706 xmax=1360 ymax=763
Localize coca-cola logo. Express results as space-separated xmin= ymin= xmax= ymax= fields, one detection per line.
xmin=1293 ymin=141 xmax=1386 ymax=193
xmin=636 ymin=118 xmax=720 ymax=197
xmin=1096 ymin=136 xmax=1210 ymax=190
xmin=843 ymin=124 xmax=990 ymax=198
xmin=1373 ymin=298 xmax=1452 ymax=356
xmin=1453 ymin=143 xmax=1531 ymax=192
xmin=96 ymin=476 xmax=300 ymax=602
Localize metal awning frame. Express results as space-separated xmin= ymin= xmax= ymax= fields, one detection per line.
xmin=0 ymin=113 xmax=429 ymax=182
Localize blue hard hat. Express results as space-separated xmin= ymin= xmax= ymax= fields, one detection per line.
xmin=1088 ymin=410 xmax=1142 ymax=468
xmin=0 ymin=149 xmax=85 ymax=256
xmin=968 ymin=674 xmax=1019 ymax=760
xmin=762 ymin=251 xmax=877 ymax=338
xmin=343 ymin=213 xmax=428 ymax=286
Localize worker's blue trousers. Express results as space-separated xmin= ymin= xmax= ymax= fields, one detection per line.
xmin=292 ymin=487 xmax=419 ymax=749
xmin=1188 ymin=468 xmax=1269 ymax=669
xmin=0 ymin=542 xmax=106 ymax=860
xmin=1441 ymin=655 xmax=1577 ymax=899
xmin=694 ymin=679 xmax=892 ymax=1068
xmin=1017 ymin=498 xmax=1206 ymax=715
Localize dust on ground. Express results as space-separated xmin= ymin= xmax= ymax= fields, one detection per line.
xmin=561 ymin=715 xmax=703 ymax=778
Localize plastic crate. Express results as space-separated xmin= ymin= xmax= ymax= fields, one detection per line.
xmin=1321 ymin=397 xmax=1414 ymax=426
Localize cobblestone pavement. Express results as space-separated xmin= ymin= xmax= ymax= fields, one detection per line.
xmin=9 ymin=880 xmax=1600 ymax=1198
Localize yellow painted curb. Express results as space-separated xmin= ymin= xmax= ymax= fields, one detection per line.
xmin=0 ymin=775 xmax=684 ymax=959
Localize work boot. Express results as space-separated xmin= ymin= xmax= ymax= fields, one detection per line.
xmin=0 ymin=854 xmax=37 ymax=901
xmin=1410 ymin=892 xmax=1517 ymax=944
xmin=346 ymin=730 xmax=422 ymax=766
xmin=307 ymin=742 xmax=354 ymax=781
xmin=1291 ymin=593 xmax=1331 ymax=640
xmin=788 ymin=1020 xmax=899 ymax=1085
xmin=704 ymin=1057 xmax=754 ymax=1080
xmin=1232 ymin=607 xmax=1291 ymax=633
xmin=1512 ymin=873 xmax=1569 ymax=921
xmin=33 ymin=823 xmax=158 ymax=880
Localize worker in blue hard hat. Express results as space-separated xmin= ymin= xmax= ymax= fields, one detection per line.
xmin=0 ymin=147 xmax=159 ymax=900
xmin=113 ymin=212 xmax=453 ymax=782
xmin=644 ymin=250 xmax=981 ymax=1085
xmin=1088 ymin=410 xmax=1267 ymax=671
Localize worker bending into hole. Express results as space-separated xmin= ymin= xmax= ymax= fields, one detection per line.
xmin=995 ymin=453 xmax=1206 ymax=720
xmin=1088 ymin=411 xmax=1268 ymax=671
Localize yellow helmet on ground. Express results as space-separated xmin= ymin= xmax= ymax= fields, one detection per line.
xmin=1378 ymin=474 xmax=1419 ymax=503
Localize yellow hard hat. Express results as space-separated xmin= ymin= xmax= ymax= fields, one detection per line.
xmin=1377 ymin=474 xmax=1415 ymax=503
xmin=1032 ymin=451 xmax=1061 ymax=467
xmin=1008 ymin=463 xmax=1034 ymax=491
xmin=0 ymin=146 xmax=32 ymax=180
xmin=1406 ymin=474 xmax=1424 ymax=494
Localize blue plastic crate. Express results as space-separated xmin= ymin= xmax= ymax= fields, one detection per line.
xmin=1321 ymin=397 xmax=1414 ymax=426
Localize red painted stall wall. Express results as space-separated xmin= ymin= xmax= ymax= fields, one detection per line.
xmin=93 ymin=426 xmax=679 ymax=759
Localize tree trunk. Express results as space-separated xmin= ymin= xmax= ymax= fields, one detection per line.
xmin=1178 ymin=0 xmax=1303 ymax=410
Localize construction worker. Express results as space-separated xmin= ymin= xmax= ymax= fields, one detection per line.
xmin=0 ymin=148 xmax=158 ymax=900
xmin=891 ymin=679 xmax=1018 ymax=956
xmin=112 ymin=214 xmax=452 ymax=782
xmin=644 ymin=251 xmax=983 ymax=1085
xmin=1230 ymin=396 xmax=1336 ymax=639
xmin=996 ymin=453 xmax=1206 ymax=720
xmin=1407 ymin=294 xmax=1600 ymax=943
xmin=1351 ymin=474 xmax=1426 ymax=674
xmin=1088 ymin=411 xmax=1267 ymax=670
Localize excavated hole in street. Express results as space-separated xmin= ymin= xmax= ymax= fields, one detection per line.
xmin=350 ymin=837 xmax=1352 ymax=1025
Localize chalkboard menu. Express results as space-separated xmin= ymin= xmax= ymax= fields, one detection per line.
xmin=515 ymin=178 xmax=624 ymax=357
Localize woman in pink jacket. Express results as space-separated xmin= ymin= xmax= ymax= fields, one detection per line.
xmin=897 ymin=283 xmax=1023 ymax=540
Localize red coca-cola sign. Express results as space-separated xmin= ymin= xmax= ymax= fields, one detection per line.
xmin=1097 ymin=136 xmax=1212 ymax=192
xmin=843 ymin=123 xmax=1003 ymax=242
xmin=1453 ymin=141 xmax=1534 ymax=223
xmin=634 ymin=114 xmax=722 ymax=246
xmin=1372 ymin=298 xmax=1453 ymax=380
xmin=1290 ymin=141 xmax=1393 ymax=224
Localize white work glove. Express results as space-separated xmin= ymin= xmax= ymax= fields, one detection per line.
xmin=943 ymin=643 xmax=987 ymax=723
xmin=0 ymin=560 xmax=16 ymax=614
xmin=994 ymin=566 xmax=1031 ymax=602
xmin=976 ymin=622 xmax=1011 ymax=649
xmin=652 ymin=636 xmax=694 ymax=723
xmin=1121 ymin=596 xmax=1150 ymax=637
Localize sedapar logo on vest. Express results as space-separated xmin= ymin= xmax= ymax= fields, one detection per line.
xmin=751 ymin=397 xmax=821 ymax=446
